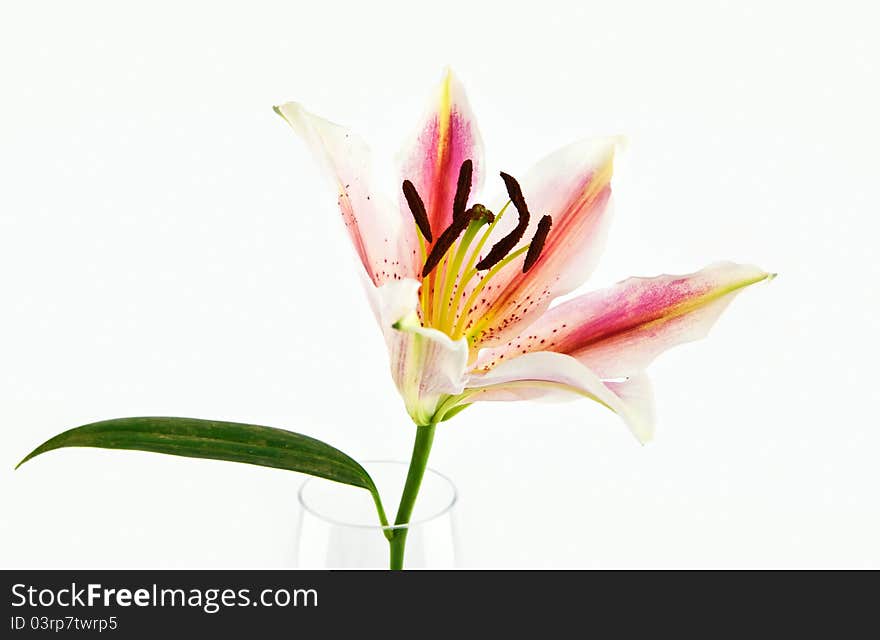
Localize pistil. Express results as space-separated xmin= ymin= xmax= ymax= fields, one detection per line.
xmin=437 ymin=206 xmax=495 ymax=332
xmin=443 ymin=201 xmax=509 ymax=329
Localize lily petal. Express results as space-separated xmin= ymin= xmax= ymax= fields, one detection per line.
xmin=275 ymin=102 xmax=418 ymax=285
xmin=370 ymin=279 xmax=469 ymax=425
xmin=464 ymin=351 xmax=655 ymax=442
xmin=459 ymin=137 xmax=621 ymax=348
xmin=398 ymin=69 xmax=484 ymax=240
xmin=477 ymin=262 xmax=774 ymax=378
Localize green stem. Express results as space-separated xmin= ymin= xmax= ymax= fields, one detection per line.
xmin=388 ymin=423 xmax=436 ymax=570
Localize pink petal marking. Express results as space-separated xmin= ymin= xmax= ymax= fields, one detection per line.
xmin=476 ymin=262 xmax=773 ymax=378
xmin=398 ymin=70 xmax=484 ymax=244
xmin=456 ymin=138 xmax=619 ymax=348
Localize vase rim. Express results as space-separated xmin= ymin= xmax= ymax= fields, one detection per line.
xmin=297 ymin=459 xmax=458 ymax=531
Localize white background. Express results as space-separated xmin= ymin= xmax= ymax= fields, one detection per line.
xmin=2 ymin=0 xmax=878 ymax=568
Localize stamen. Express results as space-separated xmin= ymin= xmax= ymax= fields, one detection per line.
xmin=523 ymin=215 xmax=552 ymax=272
xmin=444 ymin=201 xmax=509 ymax=334
xmin=453 ymin=159 xmax=474 ymax=220
xmin=475 ymin=172 xmax=531 ymax=271
xmin=421 ymin=160 xmax=474 ymax=277
xmin=422 ymin=217 xmax=470 ymax=277
xmin=499 ymin=171 xmax=529 ymax=216
xmin=436 ymin=205 xmax=496 ymax=331
xmin=402 ymin=180 xmax=432 ymax=242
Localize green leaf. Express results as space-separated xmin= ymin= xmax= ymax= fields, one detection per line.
xmin=16 ymin=416 xmax=390 ymax=531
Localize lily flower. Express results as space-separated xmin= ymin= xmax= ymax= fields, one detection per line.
xmin=274 ymin=71 xmax=772 ymax=442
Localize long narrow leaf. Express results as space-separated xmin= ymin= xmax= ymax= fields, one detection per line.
xmin=16 ymin=416 xmax=390 ymax=529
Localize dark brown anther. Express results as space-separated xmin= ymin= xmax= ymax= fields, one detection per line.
xmin=452 ymin=159 xmax=474 ymax=220
xmin=499 ymin=171 xmax=529 ymax=218
xmin=475 ymin=172 xmax=532 ymax=271
xmin=402 ymin=179 xmax=432 ymax=242
xmin=523 ymin=215 xmax=552 ymax=272
xmin=420 ymin=160 xmax=476 ymax=277
xmin=421 ymin=215 xmax=471 ymax=277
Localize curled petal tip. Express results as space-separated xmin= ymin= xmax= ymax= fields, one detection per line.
xmin=747 ymin=269 xmax=776 ymax=285
xmin=273 ymin=101 xmax=299 ymax=116
xmin=273 ymin=102 xmax=309 ymax=129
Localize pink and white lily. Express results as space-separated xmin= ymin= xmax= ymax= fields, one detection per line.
xmin=275 ymin=71 xmax=772 ymax=442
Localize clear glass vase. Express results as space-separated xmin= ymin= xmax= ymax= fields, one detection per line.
xmin=295 ymin=460 xmax=459 ymax=569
